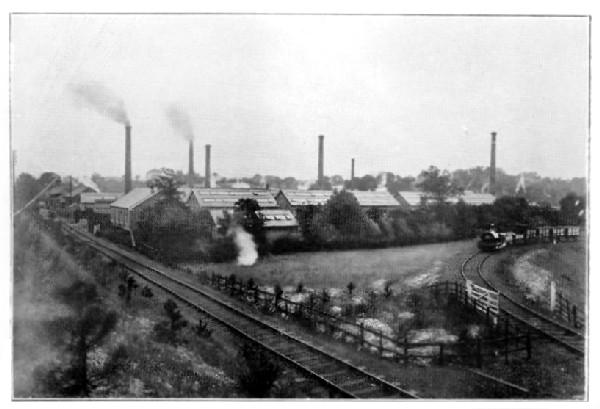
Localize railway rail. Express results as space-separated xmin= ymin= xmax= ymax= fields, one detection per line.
xmin=61 ymin=223 xmax=418 ymax=399
xmin=461 ymin=251 xmax=585 ymax=356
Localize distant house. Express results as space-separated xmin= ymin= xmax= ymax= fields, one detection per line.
xmin=346 ymin=190 xmax=401 ymax=212
xmin=110 ymin=188 xmax=163 ymax=231
xmin=396 ymin=191 xmax=427 ymax=209
xmin=275 ymin=190 xmax=332 ymax=215
xmin=80 ymin=192 xmax=120 ymax=215
xmin=396 ymin=190 xmax=496 ymax=209
xmin=255 ymin=209 xmax=300 ymax=241
xmin=453 ymin=191 xmax=496 ymax=206
xmin=46 ymin=184 xmax=97 ymax=211
xmin=186 ymin=188 xmax=279 ymax=235
xmin=187 ymin=188 xmax=279 ymax=211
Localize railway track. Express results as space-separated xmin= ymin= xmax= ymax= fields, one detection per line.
xmin=62 ymin=223 xmax=418 ymax=399
xmin=461 ymin=251 xmax=585 ymax=356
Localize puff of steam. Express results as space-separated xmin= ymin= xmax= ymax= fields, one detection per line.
xmin=69 ymin=81 xmax=130 ymax=125
xmin=231 ymin=227 xmax=258 ymax=266
xmin=166 ymin=103 xmax=194 ymax=141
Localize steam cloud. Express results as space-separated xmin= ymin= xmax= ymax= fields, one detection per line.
xmin=231 ymin=226 xmax=258 ymax=266
xmin=166 ymin=104 xmax=194 ymax=141
xmin=69 ymin=81 xmax=130 ymax=125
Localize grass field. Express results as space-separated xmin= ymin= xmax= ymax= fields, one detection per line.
xmin=184 ymin=239 xmax=477 ymax=293
xmin=527 ymin=241 xmax=587 ymax=307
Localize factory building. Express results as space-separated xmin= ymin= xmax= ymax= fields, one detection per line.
xmin=110 ymin=188 xmax=163 ymax=231
xmin=396 ymin=190 xmax=496 ymax=210
xmin=186 ymin=188 xmax=280 ymax=235
xmin=80 ymin=192 xmax=121 ymax=215
xmin=255 ymin=209 xmax=300 ymax=241
xmin=46 ymin=183 xmax=98 ymax=212
xmin=275 ymin=190 xmax=332 ymax=215
xmin=346 ymin=190 xmax=401 ymax=212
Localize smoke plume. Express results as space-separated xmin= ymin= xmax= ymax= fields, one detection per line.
xmin=230 ymin=226 xmax=258 ymax=266
xmin=69 ymin=81 xmax=130 ymax=125
xmin=166 ymin=104 xmax=194 ymax=141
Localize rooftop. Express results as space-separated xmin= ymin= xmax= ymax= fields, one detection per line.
xmin=80 ymin=192 xmax=120 ymax=204
xmin=347 ymin=190 xmax=400 ymax=207
xmin=278 ymin=189 xmax=332 ymax=206
xmin=255 ymin=209 xmax=299 ymax=228
xmin=189 ymin=188 xmax=278 ymax=209
xmin=110 ymin=188 xmax=160 ymax=210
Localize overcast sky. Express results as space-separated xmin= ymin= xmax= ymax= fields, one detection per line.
xmin=11 ymin=14 xmax=589 ymax=181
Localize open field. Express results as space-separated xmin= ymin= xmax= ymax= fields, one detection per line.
xmin=492 ymin=241 xmax=587 ymax=310
xmin=184 ymin=240 xmax=477 ymax=292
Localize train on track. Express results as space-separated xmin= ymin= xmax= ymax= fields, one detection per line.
xmin=478 ymin=224 xmax=581 ymax=251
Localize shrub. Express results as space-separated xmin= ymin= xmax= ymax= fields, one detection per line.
xmin=296 ymin=282 xmax=304 ymax=293
xmin=236 ymin=342 xmax=281 ymax=397
xmin=141 ymin=286 xmax=153 ymax=298
xmin=347 ymin=281 xmax=355 ymax=296
xmin=207 ymin=236 xmax=237 ymax=262
xmin=193 ymin=319 xmax=213 ymax=338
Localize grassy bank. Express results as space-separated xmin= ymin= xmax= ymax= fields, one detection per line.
xmin=182 ymin=239 xmax=476 ymax=291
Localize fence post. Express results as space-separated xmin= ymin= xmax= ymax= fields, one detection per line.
xmin=404 ymin=337 xmax=408 ymax=365
xmin=360 ymin=323 xmax=364 ymax=347
xmin=572 ymin=305 xmax=578 ymax=328
xmin=504 ymin=318 xmax=509 ymax=365
xmin=439 ymin=344 xmax=445 ymax=366
xmin=379 ymin=330 xmax=384 ymax=357
xmin=526 ymin=332 xmax=531 ymax=360
xmin=476 ymin=338 xmax=482 ymax=368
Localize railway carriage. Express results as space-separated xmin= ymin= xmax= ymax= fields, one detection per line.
xmin=479 ymin=224 xmax=580 ymax=251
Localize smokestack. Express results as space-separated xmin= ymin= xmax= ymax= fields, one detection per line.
xmin=188 ymin=140 xmax=194 ymax=188
xmin=351 ymin=158 xmax=355 ymax=189
xmin=125 ymin=125 xmax=132 ymax=194
xmin=490 ymin=131 xmax=496 ymax=195
xmin=318 ymin=134 xmax=324 ymax=187
xmin=205 ymin=144 xmax=211 ymax=188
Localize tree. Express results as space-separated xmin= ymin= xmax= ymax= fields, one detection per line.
xmin=559 ymin=192 xmax=585 ymax=224
xmin=14 ymin=173 xmax=40 ymax=210
xmin=234 ymin=198 xmax=265 ymax=248
xmin=39 ymin=281 xmax=118 ymax=397
xmin=38 ymin=171 xmax=61 ymax=188
xmin=323 ymin=190 xmax=365 ymax=236
xmin=236 ymin=342 xmax=281 ymax=397
xmin=416 ymin=166 xmax=463 ymax=204
xmin=147 ymin=173 xmax=182 ymax=203
xmin=344 ymin=175 xmax=378 ymax=191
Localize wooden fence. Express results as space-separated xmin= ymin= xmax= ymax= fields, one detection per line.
xmin=555 ymin=292 xmax=584 ymax=329
xmin=209 ymin=274 xmax=531 ymax=367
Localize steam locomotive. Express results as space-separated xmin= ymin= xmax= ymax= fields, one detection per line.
xmin=478 ymin=224 xmax=581 ymax=251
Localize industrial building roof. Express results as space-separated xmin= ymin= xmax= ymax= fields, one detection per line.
xmin=110 ymin=188 xmax=160 ymax=210
xmin=255 ymin=209 xmax=298 ymax=228
xmin=456 ymin=192 xmax=496 ymax=206
xmin=278 ymin=190 xmax=332 ymax=206
xmin=347 ymin=190 xmax=400 ymax=207
xmin=189 ymin=188 xmax=278 ymax=209
xmin=80 ymin=192 xmax=120 ymax=204
xmin=397 ymin=191 xmax=425 ymax=207
xmin=397 ymin=190 xmax=496 ymax=207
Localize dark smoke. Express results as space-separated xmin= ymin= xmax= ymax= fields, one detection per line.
xmin=69 ymin=81 xmax=130 ymax=125
xmin=165 ymin=104 xmax=194 ymax=141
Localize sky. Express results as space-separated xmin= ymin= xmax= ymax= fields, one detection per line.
xmin=10 ymin=14 xmax=589 ymax=181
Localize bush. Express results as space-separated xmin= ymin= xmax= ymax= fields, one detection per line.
xmin=207 ymin=236 xmax=237 ymax=262
xmin=236 ymin=342 xmax=281 ymax=397
xmin=193 ymin=319 xmax=213 ymax=338
xmin=141 ymin=286 xmax=153 ymax=298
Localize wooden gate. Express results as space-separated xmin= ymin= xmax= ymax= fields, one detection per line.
xmin=466 ymin=280 xmax=500 ymax=315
